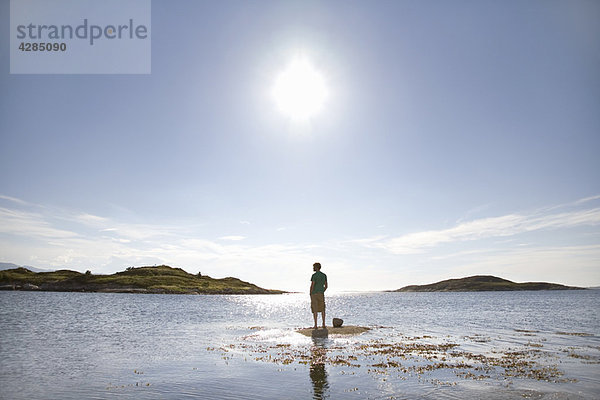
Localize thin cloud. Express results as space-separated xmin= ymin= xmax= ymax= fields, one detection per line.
xmin=0 ymin=195 xmax=30 ymax=206
xmin=75 ymin=213 xmax=110 ymax=225
xmin=361 ymin=204 xmax=600 ymax=255
xmin=219 ymin=235 xmax=247 ymax=241
xmin=574 ymin=195 xmax=600 ymax=206
xmin=0 ymin=207 xmax=77 ymax=239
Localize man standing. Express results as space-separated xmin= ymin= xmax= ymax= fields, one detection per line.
xmin=310 ymin=262 xmax=328 ymax=329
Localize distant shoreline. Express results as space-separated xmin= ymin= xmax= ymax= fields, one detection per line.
xmin=390 ymin=275 xmax=585 ymax=292
xmin=0 ymin=265 xmax=286 ymax=295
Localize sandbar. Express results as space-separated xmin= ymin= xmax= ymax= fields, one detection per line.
xmin=296 ymin=326 xmax=371 ymax=336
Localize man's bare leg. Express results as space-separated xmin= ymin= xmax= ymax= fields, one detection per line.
xmin=322 ymin=310 xmax=326 ymax=328
xmin=313 ymin=312 xmax=318 ymax=329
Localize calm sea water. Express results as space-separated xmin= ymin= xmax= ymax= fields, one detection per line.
xmin=0 ymin=290 xmax=598 ymax=399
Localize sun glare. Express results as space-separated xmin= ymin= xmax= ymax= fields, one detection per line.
xmin=272 ymin=55 xmax=327 ymax=121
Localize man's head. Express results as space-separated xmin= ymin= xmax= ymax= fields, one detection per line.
xmin=313 ymin=262 xmax=321 ymax=271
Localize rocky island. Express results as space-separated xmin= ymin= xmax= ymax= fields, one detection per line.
xmin=392 ymin=275 xmax=584 ymax=292
xmin=0 ymin=265 xmax=285 ymax=295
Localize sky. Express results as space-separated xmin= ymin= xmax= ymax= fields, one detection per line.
xmin=1 ymin=0 xmax=599 ymax=292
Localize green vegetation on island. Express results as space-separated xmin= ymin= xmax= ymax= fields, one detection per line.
xmin=392 ymin=275 xmax=584 ymax=292
xmin=0 ymin=265 xmax=285 ymax=295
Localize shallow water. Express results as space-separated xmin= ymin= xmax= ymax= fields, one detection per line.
xmin=0 ymin=290 xmax=598 ymax=399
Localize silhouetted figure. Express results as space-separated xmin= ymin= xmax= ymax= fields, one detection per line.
xmin=310 ymin=262 xmax=328 ymax=329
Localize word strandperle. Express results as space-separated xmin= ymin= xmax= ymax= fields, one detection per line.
xmin=16 ymin=19 xmax=148 ymax=45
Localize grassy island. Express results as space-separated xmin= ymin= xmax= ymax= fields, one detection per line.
xmin=392 ymin=275 xmax=583 ymax=292
xmin=0 ymin=265 xmax=285 ymax=295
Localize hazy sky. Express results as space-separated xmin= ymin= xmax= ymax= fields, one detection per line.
xmin=1 ymin=0 xmax=599 ymax=292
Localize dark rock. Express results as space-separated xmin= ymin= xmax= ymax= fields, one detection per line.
xmin=311 ymin=328 xmax=328 ymax=338
xmin=23 ymin=283 xmax=40 ymax=290
xmin=333 ymin=318 xmax=343 ymax=327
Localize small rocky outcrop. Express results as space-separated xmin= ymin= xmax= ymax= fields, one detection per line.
xmin=332 ymin=318 xmax=343 ymax=327
xmin=311 ymin=328 xmax=328 ymax=338
xmin=297 ymin=326 xmax=370 ymax=337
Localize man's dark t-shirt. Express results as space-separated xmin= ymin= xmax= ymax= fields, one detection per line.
xmin=311 ymin=271 xmax=327 ymax=294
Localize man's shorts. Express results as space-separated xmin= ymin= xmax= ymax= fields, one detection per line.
xmin=311 ymin=293 xmax=325 ymax=313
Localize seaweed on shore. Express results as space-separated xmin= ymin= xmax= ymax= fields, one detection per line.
xmin=208 ymin=329 xmax=585 ymax=387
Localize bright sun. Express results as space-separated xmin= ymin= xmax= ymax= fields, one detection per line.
xmin=273 ymin=55 xmax=327 ymax=121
